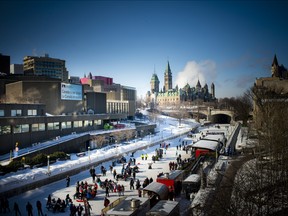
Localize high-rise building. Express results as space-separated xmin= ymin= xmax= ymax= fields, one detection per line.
xmin=23 ymin=54 xmax=68 ymax=81
xmin=0 ymin=54 xmax=10 ymax=75
xmin=10 ymin=64 xmax=23 ymax=74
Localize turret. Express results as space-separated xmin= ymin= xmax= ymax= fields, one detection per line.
xmin=150 ymin=73 xmax=160 ymax=93
xmin=196 ymin=80 xmax=201 ymax=92
xmin=211 ymin=82 xmax=215 ymax=98
xmin=271 ymin=54 xmax=279 ymax=77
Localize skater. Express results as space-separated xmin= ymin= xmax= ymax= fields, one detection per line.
xmin=26 ymin=202 xmax=33 ymax=216
xmin=130 ymin=178 xmax=134 ymax=190
xmin=36 ymin=200 xmax=43 ymax=216
xmin=13 ymin=202 xmax=21 ymax=216
xmin=66 ymin=175 xmax=70 ymax=187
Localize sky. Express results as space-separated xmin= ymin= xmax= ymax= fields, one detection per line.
xmin=1 ymin=0 xmax=288 ymax=99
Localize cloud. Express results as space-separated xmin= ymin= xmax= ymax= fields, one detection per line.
xmin=175 ymin=60 xmax=217 ymax=88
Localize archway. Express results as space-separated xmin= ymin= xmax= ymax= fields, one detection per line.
xmin=210 ymin=114 xmax=231 ymax=124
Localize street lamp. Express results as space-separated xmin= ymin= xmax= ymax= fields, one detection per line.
xmin=47 ymin=155 xmax=50 ymax=175
xmin=88 ymin=146 xmax=91 ymax=163
xmin=149 ymin=132 xmax=152 ymax=142
xmin=115 ymin=140 xmax=118 ymax=156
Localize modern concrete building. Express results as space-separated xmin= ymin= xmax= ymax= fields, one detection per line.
xmin=0 ymin=55 xmax=141 ymax=155
xmin=10 ymin=64 xmax=23 ymax=74
xmin=23 ymin=54 xmax=69 ymax=82
xmin=0 ymin=102 xmax=127 ymax=154
xmin=5 ymin=80 xmax=84 ymax=115
xmin=81 ymin=73 xmax=136 ymax=119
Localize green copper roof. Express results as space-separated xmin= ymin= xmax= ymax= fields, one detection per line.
xmin=165 ymin=61 xmax=172 ymax=74
xmin=151 ymin=73 xmax=159 ymax=81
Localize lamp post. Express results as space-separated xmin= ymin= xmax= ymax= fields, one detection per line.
xmin=88 ymin=146 xmax=91 ymax=163
xmin=115 ymin=140 xmax=118 ymax=156
xmin=149 ymin=132 xmax=152 ymax=142
xmin=47 ymin=155 xmax=50 ymax=175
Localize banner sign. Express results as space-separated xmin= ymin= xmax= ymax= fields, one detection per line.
xmin=61 ymin=83 xmax=82 ymax=100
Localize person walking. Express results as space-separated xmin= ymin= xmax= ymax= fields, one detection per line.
xmin=136 ymin=179 xmax=141 ymax=190
xmin=13 ymin=202 xmax=21 ymax=216
xmin=66 ymin=175 xmax=70 ymax=187
xmin=77 ymin=204 xmax=83 ymax=216
xmin=26 ymin=202 xmax=33 ymax=216
xmin=113 ymin=169 xmax=117 ymax=179
xmin=132 ymin=170 xmax=136 ymax=180
xmin=2 ymin=198 xmax=10 ymax=213
xmin=36 ymin=200 xmax=43 ymax=216
xmin=121 ymin=184 xmax=125 ymax=196
xmin=130 ymin=178 xmax=134 ymax=190
xmin=105 ymin=185 xmax=110 ymax=197
xmin=145 ymin=154 xmax=148 ymax=160
xmin=141 ymin=154 xmax=144 ymax=160
xmin=104 ymin=197 xmax=110 ymax=208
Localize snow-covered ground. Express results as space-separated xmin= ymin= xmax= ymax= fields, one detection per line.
xmin=0 ymin=115 xmax=198 ymax=192
xmin=0 ymin=115 xmax=201 ymax=215
xmin=0 ymin=114 xmax=235 ymax=216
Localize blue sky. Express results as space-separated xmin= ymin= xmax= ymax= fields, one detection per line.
xmin=1 ymin=0 xmax=288 ymax=99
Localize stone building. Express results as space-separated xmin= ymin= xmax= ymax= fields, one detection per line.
xmin=147 ymin=61 xmax=216 ymax=107
xmin=253 ymin=55 xmax=288 ymax=127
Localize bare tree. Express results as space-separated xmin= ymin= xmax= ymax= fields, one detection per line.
xmin=208 ymin=86 xmax=288 ymax=215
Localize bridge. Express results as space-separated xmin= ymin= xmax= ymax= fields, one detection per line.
xmin=161 ymin=106 xmax=235 ymax=124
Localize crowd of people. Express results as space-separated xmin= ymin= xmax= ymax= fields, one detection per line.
xmin=1 ymin=135 xmax=192 ymax=216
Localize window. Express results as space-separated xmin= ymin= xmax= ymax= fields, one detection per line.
xmin=0 ymin=125 xmax=11 ymax=134
xmin=13 ymin=124 xmax=29 ymax=133
xmin=32 ymin=123 xmax=39 ymax=132
xmin=94 ymin=120 xmax=102 ymax=125
xmin=84 ymin=120 xmax=92 ymax=127
xmin=0 ymin=110 xmax=4 ymax=117
xmin=47 ymin=122 xmax=59 ymax=130
xmin=61 ymin=121 xmax=71 ymax=129
xmin=61 ymin=122 xmax=67 ymax=129
xmin=31 ymin=123 xmax=45 ymax=132
xmin=11 ymin=109 xmax=22 ymax=116
xmin=66 ymin=121 xmax=71 ymax=129
xmin=28 ymin=109 xmax=37 ymax=116
xmin=73 ymin=121 xmax=83 ymax=128
xmin=39 ymin=123 xmax=45 ymax=131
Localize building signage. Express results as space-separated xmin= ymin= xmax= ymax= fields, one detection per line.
xmin=61 ymin=83 xmax=82 ymax=100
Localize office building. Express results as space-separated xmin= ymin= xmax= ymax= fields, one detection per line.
xmin=23 ymin=54 xmax=69 ymax=82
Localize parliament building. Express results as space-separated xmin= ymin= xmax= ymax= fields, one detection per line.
xmin=146 ymin=61 xmax=216 ymax=107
